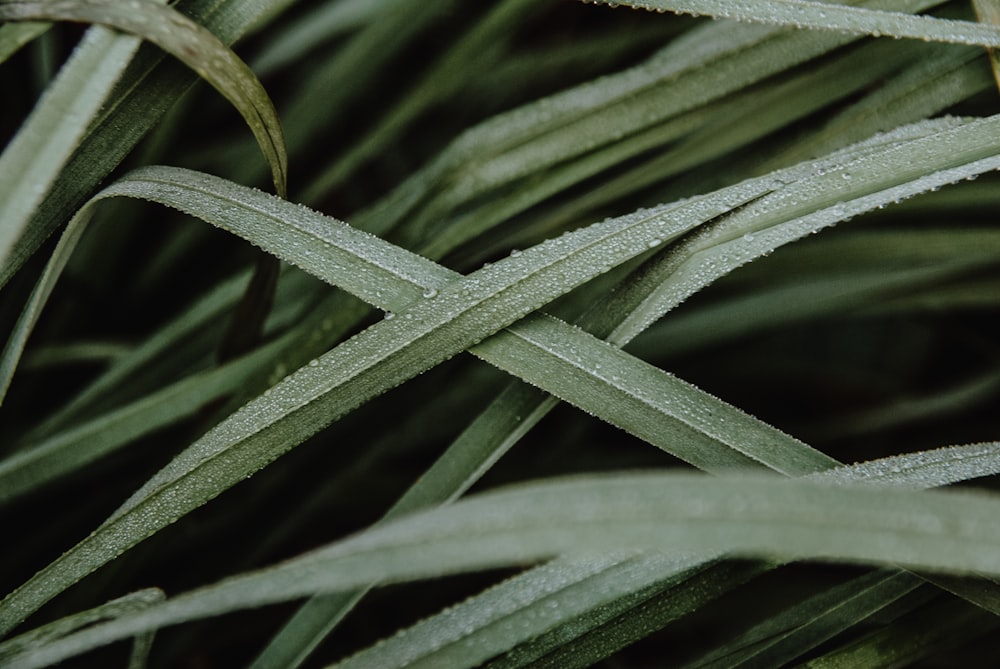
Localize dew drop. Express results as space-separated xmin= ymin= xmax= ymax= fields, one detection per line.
xmin=422 ymin=287 xmax=438 ymax=299
xmin=384 ymin=311 xmax=395 ymax=320
xmin=510 ymin=249 xmax=522 ymax=257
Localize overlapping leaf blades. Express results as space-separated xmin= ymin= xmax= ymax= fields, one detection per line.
xmin=2 ymin=0 xmax=1000 ymax=666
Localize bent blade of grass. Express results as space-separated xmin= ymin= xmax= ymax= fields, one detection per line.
xmin=0 ymin=24 xmax=140 ymax=269
xmin=323 ymin=436 xmax=1000 ymax=669
xmin=15 ymin=470 xmax=1000 ymax=669
xmin=101 ymin=166 xmax=832 ymax=490
xmin=95 ymin=112 xmax=1000 ymax=656
xmin=0 ymin=21 xmax=49 ymax=63
xmin=0 ymin=0 xmax=287 ymax=198
xmin=263 ymin=117 xmax=1000 ymax=661
xmin=0 ymin=162 xmax=751 ymax=636
xmin=0 ymin=0 xmax=282 ymax=289
xmin=9 ymin=110 xmax=1000 ymax=638
xmin=602 ymin=0 xmax=1000 ymax=46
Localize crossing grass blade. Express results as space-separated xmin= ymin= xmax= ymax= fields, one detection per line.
xmin=602 ymin=0 xmax=1000 ymax=46
xmin=3 ymin=1 xmax=1000 ymax=666
xmin=10 ymin=465 xmax=1000 ymax=669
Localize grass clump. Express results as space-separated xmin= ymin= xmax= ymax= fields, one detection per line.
xmin=1 ymin=0 xmax=1000 ymax=666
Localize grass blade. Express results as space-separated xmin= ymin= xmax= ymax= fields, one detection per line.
xmin=8 ymin=106 xmax=999 ymax=634
xmin=0 ymin=589 xmax=163 ymax=666
xmin=0 ymin=24 xmax=140 ymax=268
xmin=0 ymin=0 xmax=283 ymax=288
xmin=802 ymin=595 xmax=1000 ymax=668
xmin=603 ymin=0 xmax=1000 ymax=46
xmin=13 ymin=471 xmax=1000 ymax=668
xmin=0 ymin=0 xmax=287 ymax=197
xmin=322 ymin=436 xmax=1000 ymax=669
xmin=0 ymin=21 xmax=49 ymax=64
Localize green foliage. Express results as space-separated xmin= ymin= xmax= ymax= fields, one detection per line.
xmin=1 ymin=0 xmax=999 ymax=666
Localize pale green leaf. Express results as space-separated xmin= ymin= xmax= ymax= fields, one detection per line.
xmin=8 ymin=106 xmax=1000 ymax=635
xmin=326 ymin=442 xmax=1000 ymax=669
xmin=0 ymin=0 xmax=282 ymax=288
xmin=0 ymin=20 xmax=49 ymax=64
xmin=12 ymin=471 xmax=1000 ymax=669
xmin=0 ymin=588 xmax=163 ymax=666
xmin=0 ymin=0 xmax=287 ymax=197
xmin=603 ymin=0 xmax=1000 ymax=46
xmin=0 ymin=25 xmax=141 ymax=269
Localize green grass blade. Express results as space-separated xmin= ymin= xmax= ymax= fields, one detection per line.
xmin=0 ymin=25 xmax=140 ymax=269
xmin=6 ymin=107 xmax=1000 ymax=643
xmin=0 ymin=0 xmax=282 ymax=288
xmin=0 ymin=21 xmax=49 ymax=64
xmin=334 ymin=553 xmax=725 ymax=669
xmin=82 ymin=165 xmax=833 ymax=480
xmin=0 ymin=337 xmax=288 ymax=506
xmin=0 ymin=0 xmax=287 ymax=197
xmin=325 ymin=439 xmax=1000 ymax=669
xmin=15 ymin=471 xmax=1000 ymax=668
xmin=802 ymin=595 xmax=1000 ymax=668
xmin=250 ymin=0 xmax=402 ymax=76
xmin=0 ymin=589 xmax=163 ymax=666
xmin=0 ymin=163 xmax=747 ymax=635
xmin=604 ymin=0 xmax=1000 ymax=46
xmin=679 ymin=570 xmax=922 ymax=669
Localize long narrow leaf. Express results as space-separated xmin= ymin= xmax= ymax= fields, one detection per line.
xmin=0 ymin=0 xmax=287 ymax=197
xmin=0 ymin=0 xmax=283 ymax=287
xmin=602 ymin=0 xmax=1000 ymax=46
xmin=12 ymin=469 xmax=1000 ymax=669
xmin=0 ymin=25 xmax=140 ymax=267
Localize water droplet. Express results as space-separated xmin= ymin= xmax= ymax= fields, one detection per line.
xmin=422 ymin=288 xmax=438 ymax=299
xmin=510 ymin=249 xmax=522 ymax=257
xmin=743 ymin=232 xmax=754 ymax=242
xmin=842 ymin=172 xmax=852 ymax=181
xmin=647 ymin=238 xmax=663 ymax=248
xmin=383 ymin=311 xmax=395 ymax=320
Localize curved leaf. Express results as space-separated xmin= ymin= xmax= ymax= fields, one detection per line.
xmin=11 ymin=471 xmax=1000 ymax=669
xmin=603 ymin=0 xmax=1000 ymax=46
xmin=0 ymin=0 xmax=286 ymax=197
